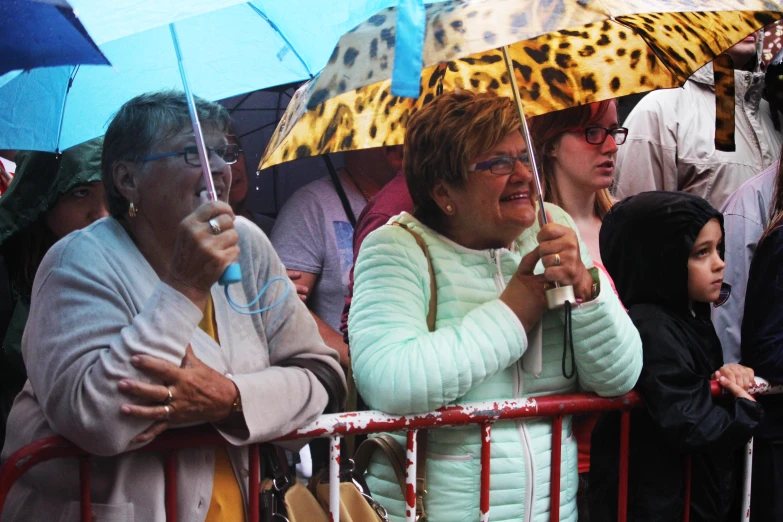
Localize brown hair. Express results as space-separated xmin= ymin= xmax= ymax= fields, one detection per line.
xmin=528 ymin=100 xmax=616 ymax=219
xmin=404 ymin=91 xmax=519 ymax=227
xmin=758 ymin=145 xmax=783 ymax=246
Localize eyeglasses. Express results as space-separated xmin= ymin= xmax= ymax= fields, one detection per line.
xmin=468 ymin=153 xmax=531 ymax=175
xmin=139 ymin=144 xmax=242 ymax=166
xmin=572 ymin=126 xmax=629 ymax=145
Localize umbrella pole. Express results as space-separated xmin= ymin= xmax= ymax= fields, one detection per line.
xmin=500 ymin=45 xmax=574 ymax=309
xmin=170 ymin=23 xmax=242 ymax=285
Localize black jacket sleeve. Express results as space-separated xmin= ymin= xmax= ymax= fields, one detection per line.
xmin=741 ymin=227 xmax=783 ymax=383
xmin=634 ymin=310 xmax=761 ymax=452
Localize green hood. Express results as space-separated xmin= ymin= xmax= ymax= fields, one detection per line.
xmin=0 ymin=137 xmax=103 ymax=247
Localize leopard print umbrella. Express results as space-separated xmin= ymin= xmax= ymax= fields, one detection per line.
xmin=260 ymin=0 xmax=783 ymax=169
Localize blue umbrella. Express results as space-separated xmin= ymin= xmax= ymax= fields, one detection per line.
xmin=0 ymin=0 xmax=109 ymax=75
xmin=0 ymin=0 xmax=424 ymax=152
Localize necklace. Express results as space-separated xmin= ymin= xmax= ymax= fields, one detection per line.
xmin=343 ymin=167 xmax=372 ymax=202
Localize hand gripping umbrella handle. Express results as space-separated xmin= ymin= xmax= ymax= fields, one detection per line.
xmin=170 ymin=23 xmax=241 ymax=286
xmin=500 ymin=45 xmax=572 ymax=310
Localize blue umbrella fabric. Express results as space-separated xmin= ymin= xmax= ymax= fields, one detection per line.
xmin=0 ymin=0 xmax=109 ymax=76
xmin=0 ymin=0 xmax=435 ymax=152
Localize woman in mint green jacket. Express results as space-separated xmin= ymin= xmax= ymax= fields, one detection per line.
xmin=348 ymin=91 xmax=642 ymax=522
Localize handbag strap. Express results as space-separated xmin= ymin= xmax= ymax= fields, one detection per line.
xmin=389 ymin=222 xmax=437 ymax=332
xmin=352 ymin=221 xmax=437 ymax=519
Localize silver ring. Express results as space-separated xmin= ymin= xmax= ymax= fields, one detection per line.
xmin=553 ymin=253 xmax=561 ymax=266
xmin=163 ymin=405 xmax=171 ymax=420
xmin=164 ymin=387 xmax=173 ymax=405
xmin=208 ymin=218 xmax=221 ymax=236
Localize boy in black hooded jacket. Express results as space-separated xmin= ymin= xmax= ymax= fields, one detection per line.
xmin=588 ymin=191 xmax=762 ymax=522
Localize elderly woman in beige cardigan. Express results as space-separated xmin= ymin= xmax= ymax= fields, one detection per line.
xmin=1 ymin=91 xmax=344 ymax=522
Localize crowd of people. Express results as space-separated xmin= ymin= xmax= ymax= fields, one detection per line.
xmin=0 ymin=31 xmax=783 ymax=522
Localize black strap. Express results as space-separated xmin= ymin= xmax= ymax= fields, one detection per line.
xmin=322 ymin=154 xmax=357 ymax=227
xmin=562 ymin=301 xmax=576 ymax=379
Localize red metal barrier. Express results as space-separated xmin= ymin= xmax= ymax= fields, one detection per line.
xmin=1 ymin=379 xmax=779 ymax=522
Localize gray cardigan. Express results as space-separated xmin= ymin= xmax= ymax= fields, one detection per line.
xmin=1 ymin=217 xmax=344 ymax=522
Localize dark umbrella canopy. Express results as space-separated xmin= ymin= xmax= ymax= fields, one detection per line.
xmin=0 ymin=0 xmax=109 ymax=75
xmin=0 ymin=136 xmax=103 ymax=247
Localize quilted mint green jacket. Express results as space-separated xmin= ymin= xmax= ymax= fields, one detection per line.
xmin=348 ymin=206 xmax=642 ymax=522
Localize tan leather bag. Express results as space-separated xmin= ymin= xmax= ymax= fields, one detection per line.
xmin=351 ymin=222 xmax=436 ymax=522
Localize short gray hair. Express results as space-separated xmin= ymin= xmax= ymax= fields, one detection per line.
xmin=102 ymin=90 xmax=231 ymax=217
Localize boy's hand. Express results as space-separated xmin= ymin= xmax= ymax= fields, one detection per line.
xmin=718 ymin=376 xmax=755 ymax=402
xmin=713 ymin=364 xmax=754 ymax=391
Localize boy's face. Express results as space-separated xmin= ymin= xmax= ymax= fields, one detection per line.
xmin=687 ymin=218 xmax=726 ymax=303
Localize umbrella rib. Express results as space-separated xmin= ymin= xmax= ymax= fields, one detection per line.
xmin=55 ymin=65 xmax=80 ymax=153
xmin=245 ymin=3 xmax=314 ymax=79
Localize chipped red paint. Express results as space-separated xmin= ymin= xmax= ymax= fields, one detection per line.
xmin=1 ymin=380 xmax=780 ymax=522
xmin=550 ymin=416 xmax=563 ymax=522
xmin=480 ymin=423 xmax=492 ymax=519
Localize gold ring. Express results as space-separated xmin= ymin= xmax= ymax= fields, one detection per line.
xmin=208 ymin=218 xmax=221 ymax=236
xmin=163 ymin=405 xmax=171 ymax=420
xmin=164 ymin=387 xmax=173 ymax=405
xmin=553 ymin=253 xmax=561 ymax=266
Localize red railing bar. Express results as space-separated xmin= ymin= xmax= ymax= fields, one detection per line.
xmin=617 ymin=410 xmax=630 ymax=522
xmin=330 ymin=436 xmax=341 ymax=522
xmin=248 ymin=444 xmax=260 ymax=522
xmin=79 ymin=456 xmax=91 ymax=522
xmin=683 ymin=456 xmax=692 ymax=522
xmin=165 ymin=451 xmax=177 ymax=521
xmin=480 ymin=423 xmax=492 ymax=522
xmin=405 ymin=430 xmax=417 ymax=522
xmin=549 ymin=416 xmax=563 ymax=522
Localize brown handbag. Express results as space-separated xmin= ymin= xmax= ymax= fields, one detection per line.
xmin=259 ymin=444 xmax=389 ymax=522
xmin=351 ymin=221 xmax=437 ymax=521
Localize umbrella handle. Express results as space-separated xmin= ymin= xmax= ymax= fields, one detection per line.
xmin=500 ymin=45 xmax=574 ymax=310
xmin=220 ymin=264 xmax=243 ymax=286
xmin=170 ymin=23 xmax=242 ymax=287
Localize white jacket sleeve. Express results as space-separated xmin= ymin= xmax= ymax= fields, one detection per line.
xmin=614 ymin=93 xmax=679 ymax=199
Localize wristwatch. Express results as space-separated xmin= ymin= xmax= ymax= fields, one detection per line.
xmin=587 ymin=267 xmax=601 ymax=301
xmin=231 ymin=386 xmax=243 ymax=414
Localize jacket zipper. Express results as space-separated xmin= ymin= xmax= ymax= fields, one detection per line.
xmin=490 ymin=249 xmax=536 ymax=522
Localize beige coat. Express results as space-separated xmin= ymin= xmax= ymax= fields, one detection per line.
xmin=614 ymin=64 xmax=782 ymax=209
xmin=0 ymin=217 xmax=344 ymax=522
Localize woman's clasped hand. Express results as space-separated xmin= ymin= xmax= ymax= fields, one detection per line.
xmin=501 ymin=213 xmax=595 ymax=332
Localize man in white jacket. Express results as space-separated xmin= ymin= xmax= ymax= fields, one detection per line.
xmin=613 ymin=35 xmax=782 ymax=209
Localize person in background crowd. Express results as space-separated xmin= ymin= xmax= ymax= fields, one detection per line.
xmin=740 ymin=157 xmax=783 ymax=521
xmin=349 ymin=90 xmax=641 ymax=522
xmin=271 ymin=147 xmax=400 ymax=366
xmin=712 ymin=153 xmax=780 ymax=364
xmin=528 ymin=98 xmax=626 ymax=521
xmin=339 ymin=146 xmax=407 ymax=345
xmin=0 ymin=150 xmax=15 ymax=195
xmin=0 ymin=138 xmax=107 ymax=448
xmin=0 ymin=91 xmax=344 ymax=522
xmin=591 ymin=191 xmax=761 ymax=522
xmin=226 ymin=133 xmax=275 ymax=236
xmin=613 ymin=34 xmax=782 ymax=209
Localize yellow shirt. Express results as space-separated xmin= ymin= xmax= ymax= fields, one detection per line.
xmin=200 ymin=297 xmax=245 ymax=521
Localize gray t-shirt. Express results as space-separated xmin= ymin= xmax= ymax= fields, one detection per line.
xmin=270 ymin=176 xmax=366 ymax=332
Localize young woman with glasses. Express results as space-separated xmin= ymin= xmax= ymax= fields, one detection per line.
xmin=530 ymin=100 xmax=627 ymax=267
xmin=529 ymin=99 xmax=627 ymax=522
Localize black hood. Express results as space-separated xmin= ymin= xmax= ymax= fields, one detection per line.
xmin=600 ymin=191 xmax=723 ymax=315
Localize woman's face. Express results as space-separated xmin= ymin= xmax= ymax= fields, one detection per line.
xmin=132 ymin=126 xmax=232 ymax=234
xmin=446 ymin=131 xmax=536 ymax=249
xmin=550 ymin=102 xmax=619 ymax=195
xmin=45 ymin=181 xmax=108 ymax=239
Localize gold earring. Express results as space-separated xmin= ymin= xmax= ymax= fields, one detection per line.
xmin=446 ymin=204 xmax=454 ymax=214
xmin=128 ymin=202 xmax=137 ymax=218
